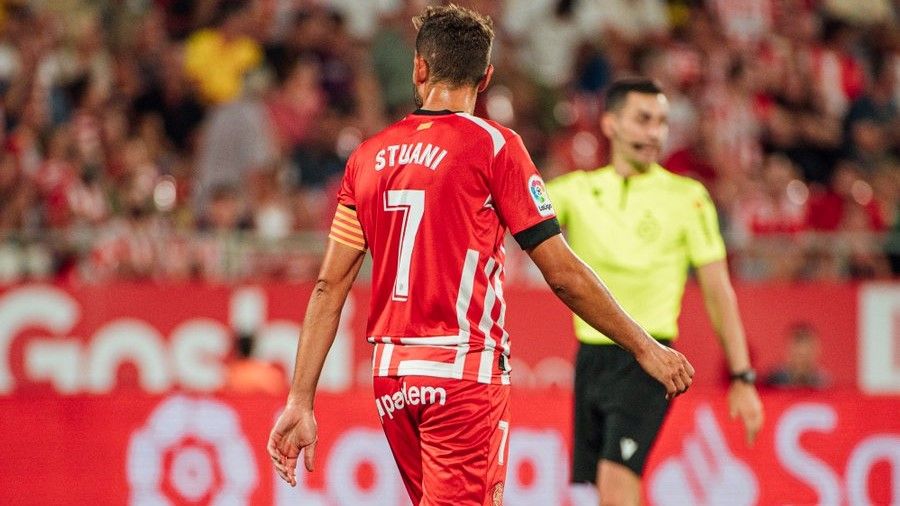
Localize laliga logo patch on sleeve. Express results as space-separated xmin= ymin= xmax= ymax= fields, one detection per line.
xmin=528 ymin=175 xmax=555 ymax=217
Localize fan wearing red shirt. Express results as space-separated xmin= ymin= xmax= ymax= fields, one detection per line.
xmin=267 ymin=5 xmax=695 ymax=505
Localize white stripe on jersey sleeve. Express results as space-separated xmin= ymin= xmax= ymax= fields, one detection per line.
xmin=456 ymin=113 xmax=507 ymax=156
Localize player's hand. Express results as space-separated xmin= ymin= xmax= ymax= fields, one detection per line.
xmin=635 ymin=340 xmax=695 ymax=400
xmin=727 ymin=381 xmax=764 ymax=446
xmin=267 ymin=403 xmax=318 ymax=487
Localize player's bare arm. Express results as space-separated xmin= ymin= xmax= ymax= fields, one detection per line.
xmin=696 ymin=259 xmax=764 ymax=445
xmin=528 ymin=234 xmax=695 ymax=399
xmin=268 ymin=240 xmax=365 ymax=486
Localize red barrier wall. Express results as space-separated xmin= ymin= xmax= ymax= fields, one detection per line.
xmin=0 ymin=282 xmax=864 ymax=394
xmin=0 ymin=391 xmax=896 ymax=505
xmin=0 ymin=282 xmax=897 ymax=505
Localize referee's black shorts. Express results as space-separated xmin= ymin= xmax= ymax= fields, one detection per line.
xmin=571 ymin=340 xmax=672 ymax=482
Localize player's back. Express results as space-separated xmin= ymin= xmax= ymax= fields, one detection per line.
xmin=336 ymin=109 xmax=557 ymax=384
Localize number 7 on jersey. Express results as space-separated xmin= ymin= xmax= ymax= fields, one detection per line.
xmin=383 ymin=189 xmax=425 ymax=301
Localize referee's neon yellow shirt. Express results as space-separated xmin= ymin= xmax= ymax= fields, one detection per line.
xmin=546 ymin=164 xmax=726 ymax=344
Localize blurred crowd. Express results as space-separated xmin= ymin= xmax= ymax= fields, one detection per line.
xmin=0 ymin=0 xmax=897 ymax=283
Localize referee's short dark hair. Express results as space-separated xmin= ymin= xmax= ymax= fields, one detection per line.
xmin=605 ymin=78 xmax=664 ymax=113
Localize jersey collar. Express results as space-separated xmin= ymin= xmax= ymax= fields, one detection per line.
xmin=411 ymin=109 xmax=462 ymax=116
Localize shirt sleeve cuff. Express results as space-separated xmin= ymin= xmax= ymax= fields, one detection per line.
xmin=513 ymin=218 xmax=561 ymax=250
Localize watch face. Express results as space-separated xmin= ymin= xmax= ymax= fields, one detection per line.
xmin=733 ymin=369 xmax=756 ymax=383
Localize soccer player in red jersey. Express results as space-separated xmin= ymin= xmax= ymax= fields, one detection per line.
xmin=268 ymin=5 xmax=695 ymax=505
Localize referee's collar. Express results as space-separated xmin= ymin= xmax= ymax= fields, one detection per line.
xmin=602 ymin=163 xmax=665 ymax=181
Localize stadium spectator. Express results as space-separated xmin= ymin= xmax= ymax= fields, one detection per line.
xmin=702 ymin=59 xmax=762 ymax=181
xmin=269 ymin=7 xmax=359 ymax=116
xmin=192 ymin=183 xmax=249 ymax=281
xmin=191 ymin=92 xmax=277 ymax=216
xmin=806 ymin=160 xmax=887 ymax=232
xmin=198 ymin=183 xmax=249 ymax=232
xmin=840 ymin=200 xmax=892 ymax=278
xmin=502 ymin=0 xmax=589 ymax=89
xmin=90 ymin=202 xmax=168 ymax=280
xmin=710 ymin=0 xmax=773 ymax=46
xmin=250 ymin=164 xmax=294 ymax=241
xmin=183 ymin=0 xmax=262 ymax=105
xmin=265 ymin=56 xmax=324 ymax=155
xmin=758 ymin=55 xmax=842 ymax=185
xmin=764 ymin=322 xmax=831 ymax=390
xmin=811 ymin=18 xmax=867 ymax=119
xmin=370 ymin=3 xmax=418 ymax=120
xmin=804 ymin=160 xmax=891 ymax=279
xmin=737 ymin=153 xmax=809 ymax=236
xmin=589 ymin=0 xmax=669 ymax=44
xmin=224 ymin=331 xmax=286 ymax=395
xmin=731 ymin=154 xmax=808 ymax=279
xmin=664 ymin=115 xmax=719 ymax=190
xmin=132 ymin=47 xmax=206 ymax=155
xmin=873 ymin=163 xmax=900 ymax=236
xmin=842 ymin=53 xmax=898 ymax=172
xmin=0 ymin=153 xmax=36 ymax=232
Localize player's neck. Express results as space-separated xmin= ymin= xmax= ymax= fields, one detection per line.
xmin=611 ymin=153 xmax=652 ymax=178
xmin=418 ymin=83 xmax=479 ymax=115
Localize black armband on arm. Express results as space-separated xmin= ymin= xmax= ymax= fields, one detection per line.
xmin=513 ymin=218 xmax=561 ymax=250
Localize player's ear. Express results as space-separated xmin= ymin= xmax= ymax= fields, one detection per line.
xmin=476 ymin=64 xmax=494 ymax=93
xmin=413 ymin=53 xmax=429 ymax=86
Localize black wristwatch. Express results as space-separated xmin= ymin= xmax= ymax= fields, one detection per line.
xmin=730 ymin=368 xmax=757 ymax=384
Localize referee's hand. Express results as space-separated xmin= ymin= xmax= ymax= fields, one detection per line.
xmin=635 ymin=341 xmax=695 ymax=400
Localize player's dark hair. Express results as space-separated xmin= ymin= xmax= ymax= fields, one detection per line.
xmin=235 ymin=333 xmax=255 ymax=358
xmin=789 ymin=322 xmax=817 ymax=341
xmin=555 ymin=0 xmax=578 ymax=18
xmin=413 ymin=4 xmax=494 ymax=87
xmin=212 ymin=0 xmax=248 ymax=27
xmin=604 ymin=77 xmax=664 ymax=113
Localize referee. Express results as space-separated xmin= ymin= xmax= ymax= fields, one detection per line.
xmin=547 ymin=78 xmax=764 ymax=505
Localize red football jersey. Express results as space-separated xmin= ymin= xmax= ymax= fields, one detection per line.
xmin=337 ymin=110 xmax=559 ymax=384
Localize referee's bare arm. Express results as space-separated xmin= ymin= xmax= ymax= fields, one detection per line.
xmin=697 ymin=259 xmax=764 ymax=444
xmin=528 ymin=234 xmax=695 ymax=400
